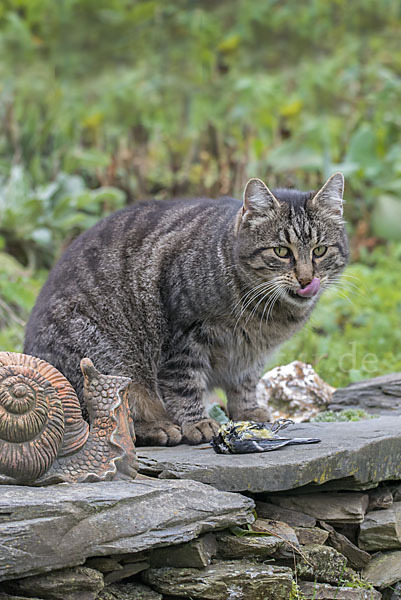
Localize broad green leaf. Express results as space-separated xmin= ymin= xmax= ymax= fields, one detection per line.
xmin=372 ymin=195 xmax=401 ymax=241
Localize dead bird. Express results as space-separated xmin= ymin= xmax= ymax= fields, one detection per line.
xmin=211 ymin=419 xmax=321 ymax=454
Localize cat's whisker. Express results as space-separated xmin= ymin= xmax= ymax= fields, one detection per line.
xmin=233 ymin=280 xmax=276 ymax=312
xmin=239 ymin=280 xmax=284 ymax=323
xmin=323 ymin=274 xmax=360 ymax=288
xmin=231 ymin=286 xmax=268 ymax=320
xmin=336 ymin=292 xmax=354 ymax=306
xmin=246 ymin=283 xmax=283 ymax=326
xmin=259 ymin=283 xmax=285 ymax=323
xmin=324 ymin=283 xmax=355 ymax=305
xmin=323 ymin=277 xmax=364 ymax=298
xmin=339 ymin=272 xmax=360 ymax=281
xmin=239 ymin=283 xmax=283 ymax=327
xmin=265 ymin=287 xmax=285 ymax=323
xmin=234 ymin=280 xmax=281 ymax=317
xmin=236 ymin=287 xmax=272 ymax=318
xmin=331 ymin=275 xmax=364 ymax=292
xmin=325 ymin=275 xmax=360 ymax=288
xmin=233 ymin=283 xmax=279 ymax=330
xmin=240 ymin=289 xmax=272 ymax=322
xmin=261 ymin=290 xmax=281 ymax=327
xmin=324 ymin=280 xmax=357 ymax=292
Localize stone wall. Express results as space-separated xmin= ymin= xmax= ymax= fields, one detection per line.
xmin=1 ymin=417 xmax=401 ymax=600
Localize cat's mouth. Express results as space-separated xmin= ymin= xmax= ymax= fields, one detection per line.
xmin=286 ymin=278 xmax=321 ymax=304
xmin=288 ymin=290 xmax=310 ymax=300
xmin=286 ymin=289 xmax=315 ymax=304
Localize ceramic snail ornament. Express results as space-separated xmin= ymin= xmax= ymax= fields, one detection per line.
xmin=0 ymin=352 xmax=138 ymax=485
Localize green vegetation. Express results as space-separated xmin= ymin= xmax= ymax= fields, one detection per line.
xmin=0 ymin=252 xmax=45 ymax=351
xmin=290 ymin=581 xmax=307 ymax=600
xmin=311 ymin=409 xmax=376 ymax=423
xmin=0 ymin=168 xmax=125 ymax=268
xmin=1 ymin=1 xmax=401 ymax=385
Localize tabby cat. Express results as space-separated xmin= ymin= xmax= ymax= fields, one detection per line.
xmin=24 ymin=173 xmax=349 ymax=446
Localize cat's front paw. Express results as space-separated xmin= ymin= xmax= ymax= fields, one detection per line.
xmin=182 ymin=419 xmax=220 ymax=445
xmin=135 ymin=420 xmax=182 ymax=447
xmin=230 ymin=407 xmax=272 ymax=422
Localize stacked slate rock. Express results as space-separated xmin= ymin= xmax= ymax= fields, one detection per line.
xmin=251 ymin=481 xmax=401 ymax=599
xmin=138 ymin=481 xmax=401 ymax=599
xmin=1 ymin=415 xmax=401 ymax=600
xmin=2 ymin=482 xmax=401 ymax=599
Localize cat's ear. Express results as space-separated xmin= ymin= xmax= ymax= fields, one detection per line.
xmin=243 ymin=178 xmax=280 ymax=215
xmin=310 ymin=172 xmax=344 ymax=217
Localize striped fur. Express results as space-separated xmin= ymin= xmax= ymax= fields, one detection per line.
xmin=24 ymin=174 xmax=349 ymax=446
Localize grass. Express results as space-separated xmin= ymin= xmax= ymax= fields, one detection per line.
xmin=311 ymin=409 xmax=376 ymax=422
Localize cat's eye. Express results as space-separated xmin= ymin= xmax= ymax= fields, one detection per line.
xmin=313 ymin=245 xmax=328 ymax=257
xmin=274 ymin=246 xmax=291 ymax=258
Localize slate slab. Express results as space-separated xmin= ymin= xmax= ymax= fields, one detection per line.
xmin=103 ymin=561 xmax=149 ymax=584
xmin=143 ymin=560 xmax=293 ymax=599
xmin=330 ymin=373 xmax=401 ymax=415
xmin=0 ymin=595 xmax=43 ymax=600
xmin=84 ymin=557 xmax=123 ymax=574
xmin=150 ymin=534 xmax=217 ymax=568
xmin=394 ymin=484 xmax=401 ymax=502
xmin=299 ymin=581 xmax=382 ymax=599
xmin=319 ymin=521 xmax=371 ymax=569
xmin=138 ymin=417 xmax=401 ymax=493
xmin=294 ymin=526 xmax=329 ymax=545
xmin=98 ymin=583 xmax=162 ymax=600
xmin=252 ymin=517 xmax=299 ymax=548
xmin=291 ymin=544 xmax=349 ymax=584
xmin=358 ymin=501 xmax=401 ymax=551
xmin=1 ymin=567 xmax=104 ymax=600
xmin=367 ymin=486 xmax=393 ymax=511
xmin=0 ymin=479 xmax=254 ymax=582
xmin=255 ymin=500 xmax=317 ymax=527
xmin=216 ymin=531 xmax=282 ymax=559
xmin=362 ymin=550 xmax=401 ymax=588
xmin=268 ymin=492 xmax=369 ymax=524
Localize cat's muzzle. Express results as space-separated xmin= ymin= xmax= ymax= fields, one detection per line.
xmin=296 ymin=277 xmax=320 ymax=298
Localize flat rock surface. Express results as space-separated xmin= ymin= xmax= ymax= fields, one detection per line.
xmin=2 ymin=566 xmax=104 ymax=600
xmin=143 ymin=560 xmax=293 ymax=600
xmin=292 ymin=544 xmax=348 ymax=584
xmin=138 ymin=417 xmax=401 ymax=493
xmin=150 ymin=534 xmax=218 ymax=568
xmin=330 ymin=373 xmax=401 ymax=415
xmin=216 ymin=532 xmax=282 ymax=559
xmin=0 ymin=479 xmax=254 ymax=582
xmin=362 ymin=550 xmax=401 ymax=588
xmin=98 ymin=583 xmax=162 ymax=600
xmin=358 ymin=501 xmax=401 ymax=551
xmin=299 ymin=581 xmax=382 ymax=599
xmin=267 ymin=492 xmax=369 ymax=524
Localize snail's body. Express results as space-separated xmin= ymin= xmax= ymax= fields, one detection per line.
xmin=0 ymin=353 xmax=137 ymax=486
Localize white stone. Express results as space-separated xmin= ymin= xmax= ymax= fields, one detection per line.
xmin=256 ymin=361 xmax=334 ymax=422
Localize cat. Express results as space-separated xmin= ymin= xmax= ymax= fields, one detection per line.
xmin=24 ymin=172 xmax=349 ymax=446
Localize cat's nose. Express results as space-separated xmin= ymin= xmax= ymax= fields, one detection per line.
xmin=298 ymin=276 xmax=313 ymax=288
xmin=296 ymin=277 xmax=320 ymax=297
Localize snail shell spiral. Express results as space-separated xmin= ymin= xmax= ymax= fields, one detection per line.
xmin=0 ymin=352 xmax=89 ymax=483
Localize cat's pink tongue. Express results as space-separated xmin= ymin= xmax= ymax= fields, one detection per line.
xmin=296 ymin=277 xmax=320 ymax=298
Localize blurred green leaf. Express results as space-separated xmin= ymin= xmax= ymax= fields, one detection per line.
xmin=372 ymin=195 xmax=401 ymax=241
